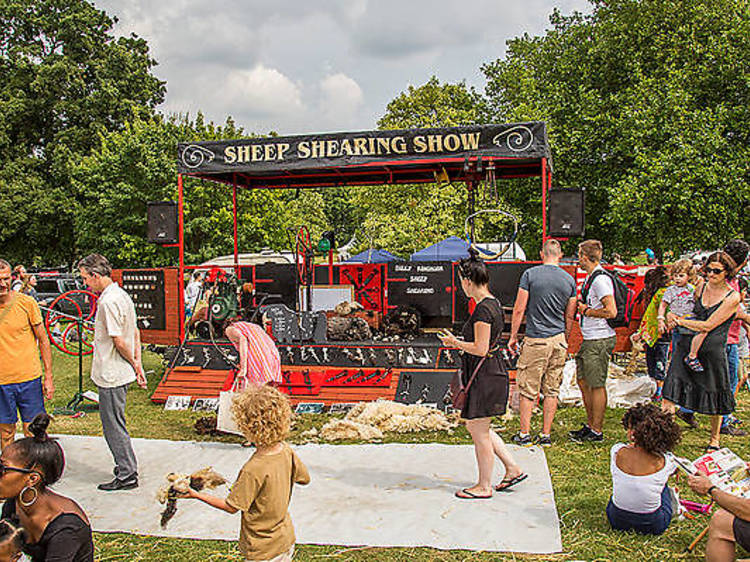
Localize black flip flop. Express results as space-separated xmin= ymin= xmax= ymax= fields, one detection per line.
xmin=705 ymin=445 xmax=720 ymax=453
xmin=494 ymin=473 xmax=528 ymax=492
xmin=455 ymin=488 xmax=492 ymax=499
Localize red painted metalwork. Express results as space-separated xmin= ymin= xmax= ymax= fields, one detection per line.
xmin=233 ymin=174 xmax=239 ymax=273
xmin=177 ymin=173 xmax=185 ymax=341
xmin=541 ymin=157 xmax=548 ymax=243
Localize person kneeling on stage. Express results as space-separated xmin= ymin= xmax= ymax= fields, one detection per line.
xmin=178 ymin=385 xmax=310 ymax=562
xmin=607 ymin=403 xmax=681 ymax=535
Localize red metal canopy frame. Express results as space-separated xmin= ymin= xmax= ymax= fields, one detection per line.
xmin=172 ymin=123 xmax=554 ymax=339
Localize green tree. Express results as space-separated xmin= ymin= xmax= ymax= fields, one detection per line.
xmin=71 ymin=114 xmax=301 ymax=267
xmin=483 ymin=0 xmax=750 ymax=258
xmin=348 ymin=77 xmax=515 ymax=257
xmin=0 ymin=0 xmax=165 ymax=264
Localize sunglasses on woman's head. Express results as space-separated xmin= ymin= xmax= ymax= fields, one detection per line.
xmin=0 ymin=461 xmax=34 ymax=477
xmin=706 ymin=267 xmax=725 ymax=275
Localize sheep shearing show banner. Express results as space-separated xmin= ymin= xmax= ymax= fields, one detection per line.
xmin=176 ymin=122 xmax=550 ymax=176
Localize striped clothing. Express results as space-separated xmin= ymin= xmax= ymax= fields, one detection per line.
xmin=231 ymin=322 xmax=281 ymax=385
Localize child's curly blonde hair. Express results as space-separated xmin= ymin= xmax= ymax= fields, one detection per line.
xmin=670 ymin=258 xmax=697 ymax=283
xmin=231 ymin=385 xmax=292 ymax=447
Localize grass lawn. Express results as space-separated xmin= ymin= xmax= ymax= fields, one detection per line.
xmin=45 ymin=349 xmax=750 ymax=561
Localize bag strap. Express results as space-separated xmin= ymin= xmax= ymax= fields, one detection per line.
xmin=463 ymin=330 xmax=504 ymax=394
xmin=0 ymin=293 xmax=19 ymax=327
xmin=581 ymin=269 xmax=606 ymax=302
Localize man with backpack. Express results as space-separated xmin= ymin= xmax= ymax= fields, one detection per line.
xmin=570 ymin=240 xmax=618 ymax=443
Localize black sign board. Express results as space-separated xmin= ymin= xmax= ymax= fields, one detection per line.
xmin=387 ymin=261 xmax=452 ymax=327
xmin=121 ymin=270 xmax=166 ymax=330
xmin=453 ymin=262 xmax=539 ymax=326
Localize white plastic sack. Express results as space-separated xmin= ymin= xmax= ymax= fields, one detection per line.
xmin=556 ymin=359 xmax=656 ymax=409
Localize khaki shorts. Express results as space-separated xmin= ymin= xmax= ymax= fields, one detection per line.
xmin=576 ymin=336 xmax=616 ymax=388
xmin=516 ymin=333 xmax=568 ymax=401
xmin=248 ymin=546 xmax=294 ymax=562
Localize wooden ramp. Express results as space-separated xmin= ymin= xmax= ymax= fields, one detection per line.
xmin=151 ymin=366 xmax=230 ymax=403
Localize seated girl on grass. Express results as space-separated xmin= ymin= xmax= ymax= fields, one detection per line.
xmin=179 ymin=385 xmax=310 ymax=561
xmin=607 ymin=403 xmax=681 ymax=535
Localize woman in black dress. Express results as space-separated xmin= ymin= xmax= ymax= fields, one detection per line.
xmin=439 ymin=251 xmax=525 ymax=499
xmin=662 ymin=252 xmax=740 ymax=450
xmin=0 ymin=414 xmax=94 ymax=561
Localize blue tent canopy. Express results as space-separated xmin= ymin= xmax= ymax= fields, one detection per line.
xmin=344 ymin=249 xmax=401 ymax=263
xmin=410 ymin=236 xmax=470 ymax=262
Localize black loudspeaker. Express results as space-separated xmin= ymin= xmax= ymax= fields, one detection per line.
xmin=147 ymin=201 xmax=178 ymax=244
xmin=548 ymin=189 xmax=585 ymax=237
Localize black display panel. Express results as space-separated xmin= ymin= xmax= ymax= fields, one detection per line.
xmin=253 ymin=263 xmax=297 ymax=310
xmin=121 ymin=270 xmax=166 ymax=330
xmin=386 ymin=261 xmax=452 ymax=327
xmin=453 ymin=262 xmax=539 ymax=327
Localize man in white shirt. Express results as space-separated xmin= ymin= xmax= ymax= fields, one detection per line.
xmin=79 ymin=254 xmax=146 ymax=491
xmin=570 ymin=240 xmax=617 ymax=443
xmin=184 ymin=271 xmax=203 ymax=317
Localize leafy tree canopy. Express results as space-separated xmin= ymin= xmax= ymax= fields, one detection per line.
xmin=0 ymin=0 xmax=165 ymax=264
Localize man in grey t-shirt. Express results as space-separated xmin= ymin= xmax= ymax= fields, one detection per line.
xmin=509 ymin=239 xmax=577 ymax=446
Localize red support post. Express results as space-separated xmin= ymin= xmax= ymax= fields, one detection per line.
xmin=233 ymin=174 xmax=239 ymax=275
xmin=177 ymin=173 xmax=185 ymax=341
xmin=328 ymin=249 xmax=334 ymax=283
xmin=541 ymin=157 xmax=548 ymax=244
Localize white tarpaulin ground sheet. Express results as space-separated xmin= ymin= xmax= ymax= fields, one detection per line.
xmin=50 ymin=434 xmax=562 ymax=554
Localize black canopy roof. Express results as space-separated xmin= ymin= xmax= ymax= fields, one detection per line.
xmin=176 ymin=122 xmax=551 ymax=189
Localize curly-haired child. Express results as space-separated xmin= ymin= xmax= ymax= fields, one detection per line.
xmin=179 ymin=385 xmax=310 ymax=561
xmin=607 ymin=403 xmax=681 ymax=535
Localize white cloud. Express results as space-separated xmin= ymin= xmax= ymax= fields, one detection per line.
xmin=318 ymin=74 xmax=364 ymax=129
xmin=94 ymin=0 xmax=593 ymax=134
xmin=223 ymin=65 xmax=304 ymax=118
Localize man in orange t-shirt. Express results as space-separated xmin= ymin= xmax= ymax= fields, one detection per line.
xmin=0 ymin=260 xmax=54 ymax=450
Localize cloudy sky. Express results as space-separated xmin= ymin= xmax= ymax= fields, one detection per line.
xmin=93 ymin=0 xmax=591 ymax=135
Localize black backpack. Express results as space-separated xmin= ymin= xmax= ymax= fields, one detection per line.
xmin=581 ymin=269 xmax=636 ymax=329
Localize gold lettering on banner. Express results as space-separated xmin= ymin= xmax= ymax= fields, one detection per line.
xmin=277 ymin=143 xmax=290 ymax=160
xmin=224 ymin=146 xmax=237 ymax=163
xmin=443 ymin=134 xmax=460 ymax=151
xmin=339 ymin=139 xmax=354 ymax=156
xmin=326 ymin=140 xmax=339 ymax=157
xmin=376 ymin=137 xmax=391 ymax=154
xmin=264 ymin=144 xmax=276 ymax=161
xmin=252 ymin=145 xmax=264 ymax=161
xmin=354 ymin=138 xmax=368 ymax=155
xmin=427 ymin=135 xmax=442 ymax=152
xmin=460 ymin=132 xmax=480 ymax=150
xmin=298 ymin=141 xmax=311 ymax=159
xmin=413 ymin=136 xmax=427 ymax=153
xmin=392 ymin=136 xmax=407 ymax=154
xmin=237 ymin=145 xmax=251 ymax=163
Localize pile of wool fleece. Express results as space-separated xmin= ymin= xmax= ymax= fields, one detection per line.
xmin=319 ymin=400 xmax=457 ymax=441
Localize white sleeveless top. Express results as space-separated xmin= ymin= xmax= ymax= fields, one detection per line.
xmin=610 ymin=443 xmax=675 ymax=513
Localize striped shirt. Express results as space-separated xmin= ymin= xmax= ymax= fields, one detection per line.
xmin=230 ymin=322 xmax=281 ymax=385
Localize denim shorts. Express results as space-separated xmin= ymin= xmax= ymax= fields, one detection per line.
xmin=606 ymin=485 xmax=673 ymax=535
xmin=0 ymin=378 xmax=46 ymax=424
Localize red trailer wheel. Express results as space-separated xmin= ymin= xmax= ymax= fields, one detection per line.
xmin=44 ymin=290 xmax=99 ymax=356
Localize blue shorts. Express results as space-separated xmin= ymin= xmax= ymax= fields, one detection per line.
xmin=606 ymin=485 xmax=673 ymax=535
xmin=0 ymin=378 xmax=46 ymax=424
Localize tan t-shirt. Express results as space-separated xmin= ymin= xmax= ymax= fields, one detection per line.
xmin=0 ymin=293 xmax=42 ymax=384
xmin=226 ymin=444 xmax=310 ymax=560
xmin=91 ymin=282 xmax=137 ymax=388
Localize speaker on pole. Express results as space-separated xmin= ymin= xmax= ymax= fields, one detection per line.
xmin=548 ymin=189 xmax=585 ymax=237
xmin=147 ymin=201 xmax=178 ymax=244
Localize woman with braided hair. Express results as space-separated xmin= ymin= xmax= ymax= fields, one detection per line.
xmin=0 ymin=413 xmax=93 ymax=561
xmin=606 ymin=403 xmax=681 ymax=535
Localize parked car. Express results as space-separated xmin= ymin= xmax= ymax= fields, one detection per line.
xmin=34 ymin=275 xmax=88 ymax=315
